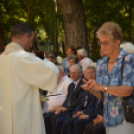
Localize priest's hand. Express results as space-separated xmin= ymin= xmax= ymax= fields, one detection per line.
xmin=79 ymin=114 xmax=89 ymax=120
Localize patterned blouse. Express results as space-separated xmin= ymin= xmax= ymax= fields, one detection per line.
xmin=96 ymin=48 xmax=134 ymax=127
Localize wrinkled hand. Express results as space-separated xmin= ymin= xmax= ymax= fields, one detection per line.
xmin=79 ymin=114 xmax=89 ymax=120
xmin=55 ymin=108 xmax=62 ymax=114
xmin=81 ymin=79 xmax=102 ymax=91
xmin=93 ymin=115 xmax=103 ymax=126
xmin=72 ymin=111 xmax=83 ymax=118
xmin=50 ymin=106 xmax=60 ymax=112
xmin=55 ymin=107 xmax=67 ymax=114
xmin=62 ymin=107 xmax=67 ymax=112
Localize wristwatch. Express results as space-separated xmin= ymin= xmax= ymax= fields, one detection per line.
xmin=104 ymin=86 xmax=108 ymax=92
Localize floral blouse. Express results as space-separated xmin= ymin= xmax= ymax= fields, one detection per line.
xmin=96 ymin=48 xmax=134 ymax=127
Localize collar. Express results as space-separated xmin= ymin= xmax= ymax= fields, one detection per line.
xmin=5 ymin=42 xmax=25 ymax=52
xmin=74 ymin=77 xmax=81 ymax=87
xmin=102 ymin=48 xmax=128 ymax=64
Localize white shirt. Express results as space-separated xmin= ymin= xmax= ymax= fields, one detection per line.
xmin=46 ymin=75 xmax=72 ymax=110
xmin=74 ymin=77 xmax=82 ymax=90
xmin=80 ymin=57 xmax=93 ymax=75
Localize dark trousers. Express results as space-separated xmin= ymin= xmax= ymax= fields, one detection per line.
xmin=44 ymin=111 xmax=71 ymax=134
xmin=84 ymin=122 xmax=106 ymax=134
xmin=56 ymin=115 xmax=96 ymax=134
xmin=44 ymin=112 xmax=55 ymax=134
xmin=56 ymin=114 xmax=71 ymax=132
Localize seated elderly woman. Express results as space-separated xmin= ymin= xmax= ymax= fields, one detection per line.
xmin=82 ymin=22 xmax=134 ymax=134
xmin=63 ymin=45 xmax=76 ymax=74
xmin=43 ymin=65 xmax=72 ymax=113
xmin=68 ymin=54 xmax=79 ymax=67
xmin=77 ymin=49 xmax=93 ymax=75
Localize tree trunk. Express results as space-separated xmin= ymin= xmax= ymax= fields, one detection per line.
xmin=0 ymin=19 xmax=6 ymax=50
xmin=56 ymin=0 xmax=89 ymax=51
xmin=91 ymin=30 xmax=100 ymax=61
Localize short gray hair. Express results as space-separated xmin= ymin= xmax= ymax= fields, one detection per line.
xmin=70 ymin=64 xmax=83 ymax=73
xmin=77 ymin=49 xmax=87 ymax=57
xmin=96 ymin=22 xmax=123 ymax=42
xmin=48 ymin=54 xmax=57 ymax=63
xmin=86 ymin=65 xmax=96 ymax=72
xmin=68 ymin=55 xmax=79 ymax=63
xmin=120 ymin=42 xmax=134 ymax=54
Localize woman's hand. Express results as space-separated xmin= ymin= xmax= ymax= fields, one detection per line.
xmin=81 ymin=78 xmax=104 ymax=92
xmin=81 ymin=79 xmax=104 ymax=100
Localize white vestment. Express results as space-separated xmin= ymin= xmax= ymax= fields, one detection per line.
xmin=0 ymin=43 xmax=58 ymax=134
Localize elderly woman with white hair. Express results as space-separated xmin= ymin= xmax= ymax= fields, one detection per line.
xmin=42 ymin=65 xmax=73 ymax=113
xmin=77 ymin=48 xmax=93 ymax=75
xmin=82 ymin=22 xmax=134 ymax=134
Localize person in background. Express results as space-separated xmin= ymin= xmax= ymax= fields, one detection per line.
xmin=68 ymin=54 xmax=79 ymax=67
xmin=76 ymin=46 xmax=83 ymax=51
xmin=34 ymin=51 xmax=45 ymax=60
xmin=47 ymin=53 xmax=58 ymax=65
xmin=120 ymin=42 xmax=134 ymax=54
xmin=63 ymin=45 xmax=76 ymax=74
xmin=56 ymin=66 xmax=98 ymax=134
xmin=83 ymin=51 xmax=107 ymax=134
xmin=44 ymin=65 xmax=72 ymax=113
xmin=77 ymin=48 xmax=93 ymax=75
xmin=44 ymin=64 xmax=84 ymax=134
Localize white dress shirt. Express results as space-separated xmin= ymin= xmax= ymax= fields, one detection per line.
xmin=44 ymin=75 xmax=73 ymax=112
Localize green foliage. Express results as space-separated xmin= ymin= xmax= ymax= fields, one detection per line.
xmin=82 ymin=0 xmax=134 ymax=61
xmin=0 ymin=0 xmax=134 ymax=61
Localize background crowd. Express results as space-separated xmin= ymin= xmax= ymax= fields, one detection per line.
xmin=0 ymin=22 xmax=134 ymax=134
xmin=33 ymin=34 xmax=134 ymax=134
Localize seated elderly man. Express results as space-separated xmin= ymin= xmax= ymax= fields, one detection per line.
xmin=44 ymin=65 xmax=72 ymax=113
xmin=77 ymin=49 xmax=93 ymax=75
xmin=56 ymin=66 xmax=102 ymax=134
xmin=44 ymin=64 xmax=84 ymax=134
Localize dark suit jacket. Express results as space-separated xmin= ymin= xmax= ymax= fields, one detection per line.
xmin=62 ymin=78 xmax=84 ymax=112
xmin=72 ymin=90 xmax=98 ymax=115
xmin=89 ymin=99 xmax=103 ymax=117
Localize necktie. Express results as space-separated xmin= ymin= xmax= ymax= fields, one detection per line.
xmin=67 ymin=83 xmax=75 ymax=106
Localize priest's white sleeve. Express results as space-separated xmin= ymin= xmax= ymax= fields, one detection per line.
xmin=14 ymin=52 xmax=58 ymax=93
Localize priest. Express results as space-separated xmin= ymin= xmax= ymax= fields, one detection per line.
xmin=0 ymin=23 xmax=58 ymax=134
